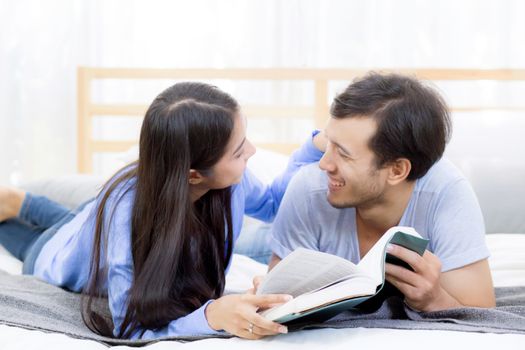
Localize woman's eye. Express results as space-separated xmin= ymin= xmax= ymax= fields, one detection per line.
xmin=234 ymin=150 xmax=244 ymax=159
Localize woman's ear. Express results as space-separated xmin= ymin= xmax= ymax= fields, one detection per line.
xmin=387 ymin=158 xmax=411 ymax=185
xmin=189 ymin=169 xmax=205 ymax=185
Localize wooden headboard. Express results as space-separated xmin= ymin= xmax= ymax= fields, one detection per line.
xmin=77 ymin=67 xmax=525 ymax=173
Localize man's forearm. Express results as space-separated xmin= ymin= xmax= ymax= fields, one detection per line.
xmin=268 ymin=253 xmax=281 ymax=271
xmin=423 ymin=285 xmax=463 ymax=311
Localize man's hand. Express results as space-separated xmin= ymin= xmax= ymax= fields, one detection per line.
xmin=247 ymin=275 xmax=265 ymax=295
xmin=384 ymin=244 xmax=461 ymax=312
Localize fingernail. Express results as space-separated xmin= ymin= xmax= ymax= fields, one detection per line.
xmin=284 ymin=295 xmax=293 ymax=301
xmin=386 ymin=244 xmax=394 ymax=252
xmin=279 ymin=326 xmax=288 ymax=334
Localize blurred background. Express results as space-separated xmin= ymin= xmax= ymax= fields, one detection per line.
xmin=1 ymin=0 xmax=524 ymax=184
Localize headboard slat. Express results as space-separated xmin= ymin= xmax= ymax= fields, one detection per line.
xmin=77 ymin=67 xmax=525 ymax=174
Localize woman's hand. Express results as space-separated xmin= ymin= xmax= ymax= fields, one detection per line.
xmin=205 ymin=293 xmax=291 ymax=339
xmin=312 ymin=130 xmax=328 ymax=152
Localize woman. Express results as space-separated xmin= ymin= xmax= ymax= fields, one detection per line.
xmin=0 ymin=82 xmax=324 ymax=340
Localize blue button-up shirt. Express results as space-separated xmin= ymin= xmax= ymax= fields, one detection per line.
xmin=33 ymin=133 xmax=322 ymax=339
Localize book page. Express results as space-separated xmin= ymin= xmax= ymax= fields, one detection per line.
xmin=260 ymin=227 xmax=427 ymax=322
xmin=257 ymin=248 xmax=360 ymax=298
xmin=261 ymin=273 xmax=377 ymax=321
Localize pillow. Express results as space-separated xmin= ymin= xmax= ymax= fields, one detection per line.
xmin=247 ymin=148 xmax=289 ymax=184
xmin=449 ymin=157 xmax=525 ymax=234
xmin=486 ymin=233 xmax=525 ymax=287
xmin=21 ymin=175 xmax=104 ymax=210
xmin=0 ymin=245 xmax=23 ymax=275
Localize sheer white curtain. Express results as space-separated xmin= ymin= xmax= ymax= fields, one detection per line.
xmin=1 ymin=0 xmax=524 ymax=182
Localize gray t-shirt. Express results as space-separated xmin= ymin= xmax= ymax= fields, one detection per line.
xmin=271 ymin=158 xmax=490 ymax=272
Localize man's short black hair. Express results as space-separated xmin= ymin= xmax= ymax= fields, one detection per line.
xmin=330 ymin=72 xmax=452 ymax=180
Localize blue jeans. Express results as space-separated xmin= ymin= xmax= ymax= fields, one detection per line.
xmin=0 ymin=193 xmax=77 ymax=274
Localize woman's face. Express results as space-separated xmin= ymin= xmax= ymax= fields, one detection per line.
xmin=196 ymin=114 xmax=256 ymax=192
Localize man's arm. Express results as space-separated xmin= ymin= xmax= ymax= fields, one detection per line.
xmin=385 ymin=244 xmax=495 ymax=311
xmin=268 ymin=253 xmax=282 ymax=271
xmin=251 ymin=254 xmax=282 ymax=293
xmin=385 ymin=169 xmax=495 ymax=311
xmin=440 ymin=258 xmax=495 ymax=307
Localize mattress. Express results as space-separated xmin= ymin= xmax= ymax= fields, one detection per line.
xmin=0 ymin=234 xmax=524 ymax=350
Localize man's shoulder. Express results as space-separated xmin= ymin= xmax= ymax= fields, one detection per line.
xmin=289 ymin=163 xmax=328 ymax=194
xmin=416 ymin=157 xmax=467 ymax=193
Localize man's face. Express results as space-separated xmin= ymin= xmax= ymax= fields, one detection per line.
xmin=319 ymin=116 xmax=389 ymax=209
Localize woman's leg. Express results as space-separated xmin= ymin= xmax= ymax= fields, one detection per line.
xmin=0 ymin=188 xmax=71 ymax=262
xmin=22 ymin=198 xmax=93 ymax=275
xmin=18 ymin=193 xmax=71 ymax=229
xmin=1 ymin=187 xmax=70 ymax=228
xmin=0 ymin=219 xmax=44 ymax=261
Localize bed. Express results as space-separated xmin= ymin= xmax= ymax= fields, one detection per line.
xmin=1 ymin=68 xmax=525 ymax=349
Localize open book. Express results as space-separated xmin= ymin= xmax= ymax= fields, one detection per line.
xmin=256 ymin=226 xmax=429 ymax=324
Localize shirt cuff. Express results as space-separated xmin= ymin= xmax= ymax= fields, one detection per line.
xmin=303 ymin=130 xmax=324 ymax=160
xmin=191 ymin=300 xmax=224 ymax=335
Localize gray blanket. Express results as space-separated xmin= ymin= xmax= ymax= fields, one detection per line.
xmin=315 ymin=287 xmax=525 ymax=334
xmin=0 ymin=270 xmax=524 ymax=347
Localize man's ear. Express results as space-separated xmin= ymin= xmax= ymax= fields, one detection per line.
xmin=387 ymin=158 xmax=411 ymax=185
xmin=189 ymin=169 xmax=205 ymax=185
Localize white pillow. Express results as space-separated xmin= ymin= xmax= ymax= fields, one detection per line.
xmin=0 ymin=245 xmax=23 ymax=275
xmin=448 ymin=157 xmax=525 ymax=234
xmin=116 ymin=144 xmax=139 ymax=166
xmin=247 ymin=148 xmax=289 ymax=184
xmin=21 ymin=175 xmax=104 ymax=210
xmin=486 ymin=233 xmax=525 ymax=287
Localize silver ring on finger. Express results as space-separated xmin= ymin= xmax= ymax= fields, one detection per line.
xmin=248 ymin=322 xmax=254 ymax=334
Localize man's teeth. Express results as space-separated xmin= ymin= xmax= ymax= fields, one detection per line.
xmin=330 ymin=180 xmax=344 ymax=187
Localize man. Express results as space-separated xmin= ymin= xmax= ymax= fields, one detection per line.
xmin=266 ymin=73 xmax=495 ymax=311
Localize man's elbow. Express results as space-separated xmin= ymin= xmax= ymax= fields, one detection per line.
xmin=464 ymin=290 xmax=496 ymax=308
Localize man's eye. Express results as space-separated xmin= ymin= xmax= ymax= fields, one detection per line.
xmin=338 ymin=150 xmax=349 ymax=159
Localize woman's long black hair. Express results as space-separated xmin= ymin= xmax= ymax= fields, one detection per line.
xmin=81 ymin=82 xmax=238 ymax=338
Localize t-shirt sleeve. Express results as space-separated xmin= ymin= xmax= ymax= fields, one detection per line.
xmin=429 ymin=178 xmax=490 ymax=272
xmin=242 ymin=131 xmax=323 ymax=222
xmin=270 ymin=167 xmax=321 ymax=259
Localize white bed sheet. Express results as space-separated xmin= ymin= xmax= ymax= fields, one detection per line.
xmin=1 ymin=234 xmax=524 ymax=350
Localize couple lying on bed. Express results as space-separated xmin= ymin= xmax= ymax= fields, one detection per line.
xmin=0 ymin=73 xmax=495 ymax=340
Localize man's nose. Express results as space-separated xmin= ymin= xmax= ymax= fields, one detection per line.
xmin=319 ymin=151 xmax=335 ymax=173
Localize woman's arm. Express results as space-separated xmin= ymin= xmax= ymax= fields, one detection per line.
xmin=105 ymin=191 xmax=290 ymax=340
xmin=242 ymin=130 xmax=325 ymax=222
xmin=108 ymin=261 xmax=290 ymax=339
